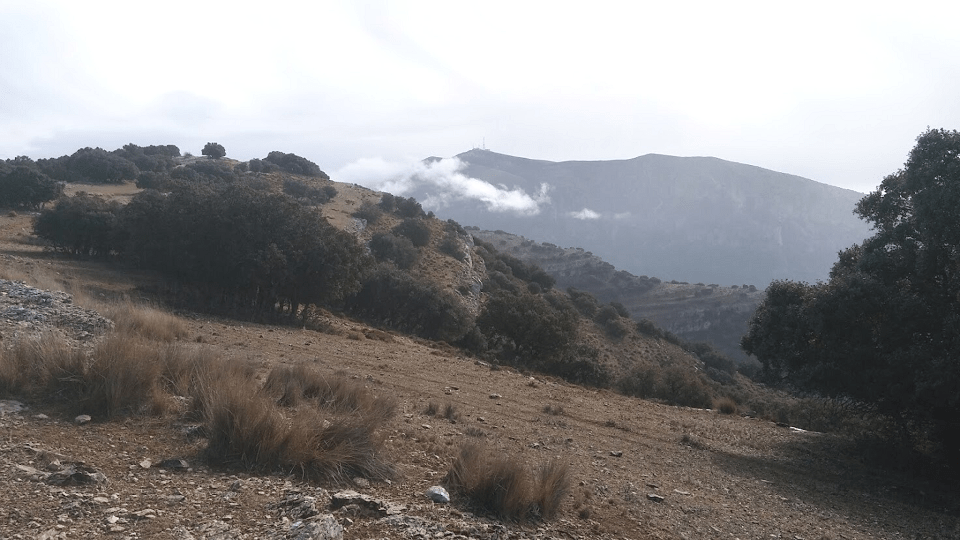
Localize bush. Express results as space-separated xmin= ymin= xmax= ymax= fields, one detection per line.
xmin=283 ymin=178 xmax=335 ymax=205
xmin=353 ymin=201 xmax=384 ymax=224
xmin=617 ymin=364 xmax=714 ymax=408
xmin=439 ymin=234 xmax=467 ymax=261
xmin=264 ymin=151 xmax=328 ymax=178
xmin=0 ymin=166 xmax=62 ymax=209
xmin=369 ymin=232 xmax=419 ymax=269
xmin=443 ymin=442 xmax=569 ymax=522
xmin=567 ymin=288 xmax=599 ymax=318
xmin=34 ymin=192 xmax=124 ymax=257
xmin=392 ymin=218 xmax=432 ymax=247
xmin=345 ymin=265 xmax=475 ymax=343
xmin=202 ymin=142 xmax=226 ymax=159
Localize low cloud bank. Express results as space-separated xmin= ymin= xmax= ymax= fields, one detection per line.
xmin=333 ymin=157 xmax=551 ymax=216
xmin=569 ymin=208 xmax=601 ymax=220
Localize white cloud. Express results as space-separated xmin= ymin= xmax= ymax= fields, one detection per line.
xmin=569 ymin=208 xmax=601 ymax=220
xmin=333 ymin=157 xmax=551 ymax=216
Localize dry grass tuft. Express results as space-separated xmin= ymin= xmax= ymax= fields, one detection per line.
xmin=203 ymin=364 xmax=395 ymax=482
xmin=444 ymin=442 xmax=569 ymax=522
xmin=542 ymin=404 xmax=565 ymax=416
xmin=96 ymin=301 xmax=189 ymax=342
xmin=261 ymin=364 xmax=396 ymax=423
xmin=0 ymin=332 xmax=86 ymax=400
xmin=714 ymin=396 xmax=739 ymax=415
xmin=80 ymin=335 xmax=163 ymax=417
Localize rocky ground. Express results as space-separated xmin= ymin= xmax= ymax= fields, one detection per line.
xmin=0 ymin=198 xmax=958 ymax=539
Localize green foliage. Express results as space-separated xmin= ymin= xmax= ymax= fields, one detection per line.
xmin=282 ymin=178 xmax=336 ymax=204
xmin=38 ymin=147 xmax=139 ymax=184
xmin=345 ymin=265 xmax=475 ymax=343
xmin=380 ymin=193 xmax=425 ymax=218
xmin=0 ymin=166 xmax=62 ymax=209
xmin=353 ymin=201 xmax=384 ymax=223
xmin=567 ymin=287 xmax=599 ymax=317
xmin=202 ymin=142 xmax=226 ymax=159
xmin=34 ymin=193 xmax=123 ymax=257
xmin=120 ymin=184 xmax=368 ymax=316
xmin=392 ymin=218 xmax=432 ymax=247
xmin=742 ymin=128 xmax=960 ymax=457
xmin=369 ymin=232 xmax=419 ymax=269
xmin=264 ymin=151 xmax=328 ymax=178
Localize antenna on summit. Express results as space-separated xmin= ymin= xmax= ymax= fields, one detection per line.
xmin=482 ymin=137 xmax=486 ymax=150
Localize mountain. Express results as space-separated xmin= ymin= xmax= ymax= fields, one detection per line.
xmin=411 ymin=149 xmax=872 ymax=286
xmin=471 ymin=228 xmax=764 ymax=364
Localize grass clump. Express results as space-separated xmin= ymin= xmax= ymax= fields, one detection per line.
xmin=443 ymin=442 xmax=570 ymax=522
xmin=714 ymin=396 xmax=738 ymax=415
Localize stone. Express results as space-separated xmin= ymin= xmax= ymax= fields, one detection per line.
xmin=610 ymin=450 xmax=623 ymax=457
xmin=159 ymin=458 xmax=190 ymax=471
xmin=331 ymin=490 xmax=405 ymax=517
xmin=46 ymin=463 xmax=107 ymax=485
xmin=284 ymin=514 xmax=343 ymax=540
xmin=74 ymin=415 xmax=92 ymax=425
xmin=139 ymin=459 xmax=152 ymax=469
xmin=425 ymin=486 xmax=450 ymax=504
xmin=0 ymin=400 xmax=27 ymax=414
xmin=489 ymin=393 xmax=501 ymax=399
xmin=647 ymin=493 xmax=665 ymax=503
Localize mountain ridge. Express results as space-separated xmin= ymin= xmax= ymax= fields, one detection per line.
xmin=409 ymin=149 xmax=872 ymax=286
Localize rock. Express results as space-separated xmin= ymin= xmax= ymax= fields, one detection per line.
xmin=74 ymin=414 xmax=92 ymax=425
xmin=283 ymin=514 xmax=343 ymax=540
xmin=159 ymin=458 xmax=190 ymax=471
xmin=139 ymin=459 xmax=152 ymax=469
xmin=274 ymin=493 xmax=322 ymax=521
xmin=46 ymin=463 xmax=107 ymax=485
xmin=425 ymin=486 xmax=450 ymax=504
xmin=0 ymin=400 xmax=27 ymax=414
xmin=489 ymin=393 xmax=502 ymax=399
xmin=351 ymin=477 xmax=370 ymax=489
xmin=610 ymin=450 xmax=623 ymax=457
xmin=647 ymin=493 xmax=665 ymax=503
xmin=331 ymin=490 xmax=405 ymax=517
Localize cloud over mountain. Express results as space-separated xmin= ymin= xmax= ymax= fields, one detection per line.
xmin=334 ymin=156 xmax=552 ymax=216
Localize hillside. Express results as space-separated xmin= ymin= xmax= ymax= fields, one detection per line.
xmin=408 ymin=150 xmax=871 ymax=287
xmin=0 ymin=154 xmax=956 ymax=538
xmin=470 ymin=229 xmax=763 ymax=364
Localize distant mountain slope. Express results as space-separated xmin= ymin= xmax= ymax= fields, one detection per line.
xmin=412 ymin=149 xmax=872 ymax=286
xmin=471 ymin=228 xmax=763 ymax=363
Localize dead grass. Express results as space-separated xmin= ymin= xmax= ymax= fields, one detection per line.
xmin=95 ymin=301 xmax=189 ymax=342
xmin=203 ymin=365 xmax=395 ymax=482
xmin=444 ymin=442 xmax=570 ymax=522
xmin=262 ymin=363 xmax=396 ymax=423
xmin=714 ymin=396 xmax=738 ymax=415
xmin=0 ymin=332 xmax=87 ymax=401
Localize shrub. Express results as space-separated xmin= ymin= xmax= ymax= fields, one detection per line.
xmin=202 ymin=142 xmax=226 ymax=159
xmin=345 ymin=265 xmax=475 ymax=343
xmin=439 ymin=234 xmax=467 ymax=261
xmin=714 ymin=396 xmax=738 ymax=415
xmin=0 ymin=166 xmax=62 ymax=209
xmin=392 ymin=218 xmax=432 ymax=247
xmin=282 ymin=178 xmax=335 ymax=205
xmin=34 ymin=193 xmax=124 ymax=257
xmin=443 ymin=442 xmax=569 ymax=522
xmin=369 ymin=233 xmax=419 ymax=269
xmin=567 ymin=288 xmax=599 ymax=318
xmin=96 ymin=302 xmax=189 ymax=342
xmin=264 ymin=151 xmax=328 ymax=178
xmin=353 ymin=201 xmax=384 ymax=224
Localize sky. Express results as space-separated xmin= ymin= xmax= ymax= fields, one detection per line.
xmin=3 ymin=1 xmax=960 ymax=194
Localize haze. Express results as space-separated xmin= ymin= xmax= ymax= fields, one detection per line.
xmin=3 ymin=1 xmax=959 ymax=193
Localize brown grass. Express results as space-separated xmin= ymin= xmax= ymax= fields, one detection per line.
xmin=714 ymin=396 xmax=739 ymax=415
xmin=95 ymin=301 xmax=189 ymax=342
xmin=261 ymin=363 xmax=396 ymax=423
xmin=444 ymin=442 xmax=569 ymax=522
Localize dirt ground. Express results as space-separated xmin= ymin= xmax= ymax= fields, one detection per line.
xmin=0 ymin=193 xmax=958 ymax=539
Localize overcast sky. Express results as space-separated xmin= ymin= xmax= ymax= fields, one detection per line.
xmin=2 ymin=0 xmax=959 ymax=193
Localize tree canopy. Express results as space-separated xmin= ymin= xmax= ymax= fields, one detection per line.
xmin=742 ymin=128 xmax=960 ymax=456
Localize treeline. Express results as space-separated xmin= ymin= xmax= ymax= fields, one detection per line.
xmin=0 ymin=144 xmax=331 ymax=210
